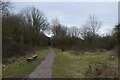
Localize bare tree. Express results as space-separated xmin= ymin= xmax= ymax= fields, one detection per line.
xmin=80 ymin=15 xmax=102 ymax=49
xmin=0 ymin=1 xmax=11 ymax=16
xmin=80 ymin=25 xmax=92 ymax=40
xmin=68 ymin=26 xmax=80 ymax=37
xmin=51 ymin=18 xmax=60 ymax=37
xmin=20 ymin=6 xmax=49 ymax=45
xmin=21 ymin=6 xmax=49 ymax=33
xmin=51 ymin=18 xmax=67 ymax=37
xmin=86 ymin=15 xmax=102 ymax=36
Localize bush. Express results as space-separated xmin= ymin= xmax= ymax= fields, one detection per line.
xmin=85 ymin=62 xmax=118 ymax=78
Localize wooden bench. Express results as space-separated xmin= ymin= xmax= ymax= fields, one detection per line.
xmin=27 ymin=55 xmax=38 ymax=62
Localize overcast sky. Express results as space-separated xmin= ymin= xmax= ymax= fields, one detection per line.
xmin=10 ymin=0 xmax=119 ymax=2
xmin=11 ymin=2 xmax=118 ymax=36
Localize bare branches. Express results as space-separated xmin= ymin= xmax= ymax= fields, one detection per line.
xmin=51 ymin=18 xmax=67 ymax=37
xmin=80 ymin=15 xmax=102 ymax=40
xmin=0 ymin=1 xmax=11 ymax=16
xmin=86 ymin=15 xmax=102 ymax=36
xmin=21 ymin=6 xmax=49 ymax=33
xmin=68 ymin=26 xmax=81 ymax=37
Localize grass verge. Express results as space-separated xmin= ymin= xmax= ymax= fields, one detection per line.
xmin=53 ymin=50 xmax=118 ymax=78
xmin=2 ymin=49 xmax=48 ymax=78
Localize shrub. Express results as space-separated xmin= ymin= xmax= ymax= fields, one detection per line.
xmin=85 ymin=62 xmax=118 ymax=78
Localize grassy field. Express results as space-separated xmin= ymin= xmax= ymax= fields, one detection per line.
xmin=2 ymin=49 xmax=48 ymax=78
xmin=53 ymin=50 xmax=118 ymax=78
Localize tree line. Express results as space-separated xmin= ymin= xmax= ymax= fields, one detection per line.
xmin=50 ymin=17 xmax=118 ymax=52
xmin=2 ymin=2 xmax=50 ymax=63
xmin=2 ymin=2 xmax=119 ymax=63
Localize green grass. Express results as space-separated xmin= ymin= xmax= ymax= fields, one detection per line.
xmin=53 ymin=50 xmax=118 ymax=78
xmin=2 ymin=49 xmax=48 ymax=78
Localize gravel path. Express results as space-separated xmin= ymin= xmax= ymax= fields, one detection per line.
xmin=27 ymin=48 xmax=55 ymax=78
